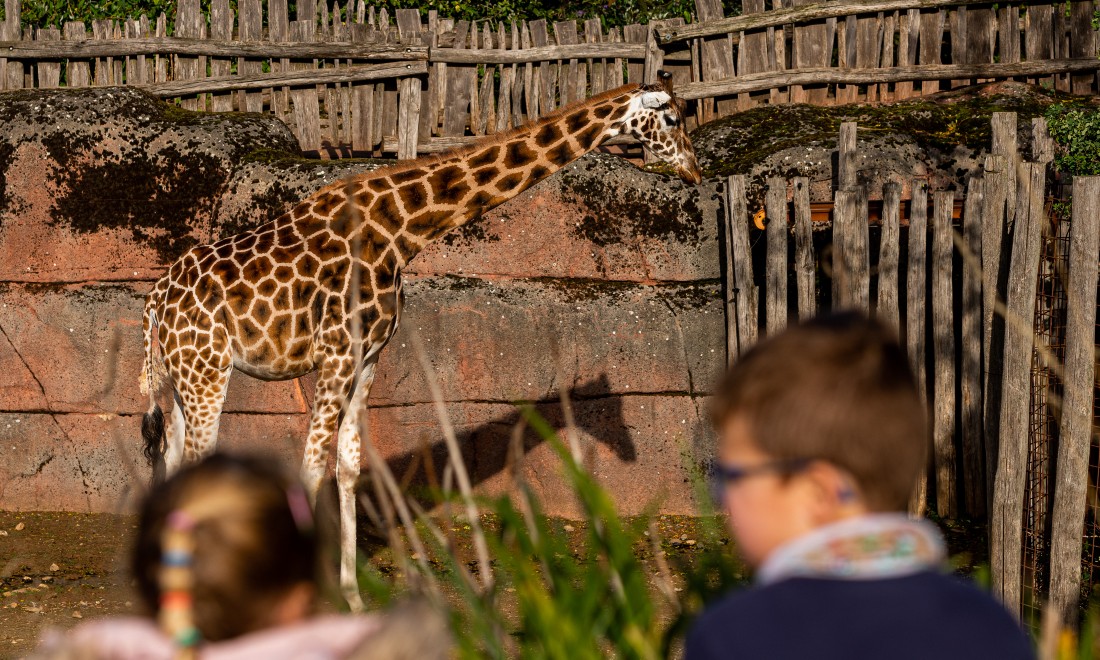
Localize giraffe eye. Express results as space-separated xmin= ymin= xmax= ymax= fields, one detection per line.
xmin=664 ymin=115 xmax=680 ymax=128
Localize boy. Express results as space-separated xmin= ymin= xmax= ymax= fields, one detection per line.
xmin=686 ymin=313 xmax=1033 ymax=659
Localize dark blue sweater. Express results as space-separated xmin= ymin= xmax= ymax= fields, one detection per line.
xmin=685 ymin=571 xmax=1035 ymax=659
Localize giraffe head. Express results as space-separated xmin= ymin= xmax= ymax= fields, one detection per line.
xmin=619 ymin=71 xmax=702 ymax=185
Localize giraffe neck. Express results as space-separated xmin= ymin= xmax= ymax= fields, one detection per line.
xmin=347 ymin=85 xmax=638 ymax=263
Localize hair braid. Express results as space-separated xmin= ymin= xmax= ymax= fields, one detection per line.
xmin=158 ymin=510 xmax=201 ymax=659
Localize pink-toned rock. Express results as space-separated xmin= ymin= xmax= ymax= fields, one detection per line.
xmin=0 ymin=393 xmax=709 ymax=516
xmin=0 ymin=277 xmax=724 ymax=414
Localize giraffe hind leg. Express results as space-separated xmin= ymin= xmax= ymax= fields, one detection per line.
xmin=164 ymin=390 xmax=187 ymax=476
xmin=335 ymin=361 xmax=376 ymax=613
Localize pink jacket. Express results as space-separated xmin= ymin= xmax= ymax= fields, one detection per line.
xmin=36 ymin=614 xmax=382 ymax=660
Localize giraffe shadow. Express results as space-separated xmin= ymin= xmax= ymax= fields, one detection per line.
xmin=340 ymin=373 xmax=635 ymax=540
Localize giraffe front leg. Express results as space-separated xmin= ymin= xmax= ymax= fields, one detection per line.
xmin=178 ymin=366 xmax=232 ymax=464
xmin=335 ymin=361 xmax=377 ymax=613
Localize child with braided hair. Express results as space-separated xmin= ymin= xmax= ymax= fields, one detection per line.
xmin=35 ymin=453 xmax=392 ymax=660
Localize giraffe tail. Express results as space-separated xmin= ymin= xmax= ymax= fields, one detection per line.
xmin=140 ymin=291 xmax=168 ymax=478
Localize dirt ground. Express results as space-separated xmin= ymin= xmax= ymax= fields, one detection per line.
xmin=0 ymin=512 xmax=137 ymax=658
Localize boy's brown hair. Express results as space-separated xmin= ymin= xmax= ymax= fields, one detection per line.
xmin=711 ymin=312 xmax=928 ymax=511
xmin=132 ymin=453 xmax=316 ymax=642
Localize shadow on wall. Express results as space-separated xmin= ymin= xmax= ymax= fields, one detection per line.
xmin=360 ymin=374 xmax=634 ymax=515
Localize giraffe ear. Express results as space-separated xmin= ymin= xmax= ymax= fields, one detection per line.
xmin=640 ymin=90 xmax=671 ymax=109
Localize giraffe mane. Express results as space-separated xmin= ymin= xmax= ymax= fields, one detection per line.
xmin=319 ymin=82 xmax=644 ymax=194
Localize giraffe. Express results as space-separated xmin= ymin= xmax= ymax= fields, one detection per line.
xmin=139 ymin=71 xmax=701 ymax=609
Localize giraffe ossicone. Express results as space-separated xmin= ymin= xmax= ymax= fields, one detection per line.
xmin=139 ymin=70 xmax=702 ymax=610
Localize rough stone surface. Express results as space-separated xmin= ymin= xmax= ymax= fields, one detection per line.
xmin=0 ymin=395 xmax=709 ymax=515
xmin=692 ymin=81 xmax=1086 ymax=208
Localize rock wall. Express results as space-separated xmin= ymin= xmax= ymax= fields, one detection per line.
xmin=0 ymin=88 xmax=723 ymax=516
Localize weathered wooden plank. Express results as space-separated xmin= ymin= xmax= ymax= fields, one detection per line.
xmin=608 ymin=26 xmax=625 ymax=89
xmin=585 ymin=18 xmax=605 ymax=95
xmin=1025 ymin=3 xmax=1053 ymax=88
xmin=174 ymin=0 xmax=204 ymax=109
xmin=931 ymin=190 xmax=957 ymax=518
xmin=738 ymin=0 xmax=769 ymax=109
xmin=1070 ymin=1 xmax=1096 ymax=94
xmin=624 ymin=24 xmax=646 ymax=85
xmin=396 ymin=76 xmax=422 ymax=160
xmin=298 ymin=0 xmax=316 ymax=24
xmin=142 ymin=60 xmax=427 ymax=97
xmin=290 ymin=21 xmax=322 ymax=152
xmin=834 ymin=185 xmax=870 ymax=311
xmin=442 ymin=20 xmax=473 ymax=137
xmin=918 ymin=9 xmax=945 ymax=94
xmin=694 ymin=0 xmax=732 ymax=119
xmin=895 ymin=9 xmax=919 ymax=98
xmin=91 ymin=20 xmax=111 ymax=87
xmin=530 ymin=19 xmax=554 ymax=115
xmin=510 ymin=20 xmax=524 ymax=127
xmin=838 ymin=121 xmax=858 ymax=189
xmin=948 ymin=7 xmax=967 ymax=87
xmin=154 ymin=14 xmax=167 ymax=83
xmin=209 ymin=0 xmax=233 ymax=111
xmin=270 ymin=0 xmax=291 ymax=124
xmin=1048 ymin=176 xmax=1100 ymax=623
xmin=990 ymin=162 xmax=1046 ymax=616
xmin=237 ymin=0 xmax=263 ymax=112
xmin=554 ymin=20 xmax=580 ymax=106
xmin=1032 ymin=116 xmax=1054 ymax=164
xmin=522 ymin=22 xmax=536 ymax=121
xmin=36 ymin=27 xmax=61 ymax=88
xmin=965 ymin=6 xmax=993 ymax=73
xmin=0 ymin=0 xmax=16 ymax=89
xmin=643 ymin=21 xmax=664 ymax=85
xmin=877 ymin=181 xmax=901 ymax=328
xmin=980 ymin=155 xmax=1009 ymax=512
xmin=478 ymin=23 xmax=496 ymax=134
xmin=997 ymin=6 xmax=1021 ymax=65
xmin=496 ymin=22 xmax=513 ymax=131
xmin=907 ymin=181 xmax=929 ymax=516
xmin=793 ymin=177 xmax=816 ymax=320
xmin=959 ymin=174 xmax=985 ymax=519
xmin=766 ymin=178 xmax=788 ymax=335
xmin=855 ymin=12 xmax=883 ymax=101
xmin=727 ymin=175 xmax=759 ymax=359
xmin=879 ymin=12 xmax=896 ymax=101
xmin=791 ymin=0 xmax=831 ymax=103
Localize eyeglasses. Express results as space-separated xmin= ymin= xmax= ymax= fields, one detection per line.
xmin=714 ymin=458 xmax=811 ymax=485
xmin=709 ymin=457 xmax=811 ymax=505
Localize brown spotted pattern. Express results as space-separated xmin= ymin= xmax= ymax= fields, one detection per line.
xmin=139 ymin=72 xmax=701 ymax=610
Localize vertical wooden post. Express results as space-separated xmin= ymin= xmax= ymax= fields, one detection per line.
xmin=793 ymin=177 xmax=816 ymax=321
xmin=983 ymin=112 xmax=1018 ymax=512
xmin=960 ymin=176 xmax=986 ymax=518
xmin=907 ymin=181 xmax=929 ymax=516
xmin=766 ymin=177 xmax=788 ymax=336
xmin=694 ymin=0 xmax=736 ymax=120
xmin=877 ymin=181 xmax=901 ymax=330
xmin=833 ymin=186 xmax=869 ymax=312
xmin=209 ymin=0 xmax=233 ymax=112
xmin=838 ymin=122 xmax=858 ymax=190
xmin=726 ymin=176 xmax=759 ymax=362
xmin=1048 ymin=176 xmax=1100 ymax=623
xmin=396 ymin=76 xmax=422 ymax=160
xmin=990 ymin=162 xmax=1047 ymax=616
xmin=931 ymin=191 xmax=957 ymax=518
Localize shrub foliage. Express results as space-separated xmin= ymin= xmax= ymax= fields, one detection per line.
xmin=10 ymin=0 xmax=743 ymax=30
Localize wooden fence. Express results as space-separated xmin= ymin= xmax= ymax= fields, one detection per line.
xmin=1 ymin=0 xmax=1099 ymax=157
xmin=721 ymin=113 xmax=1100 ymax=621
